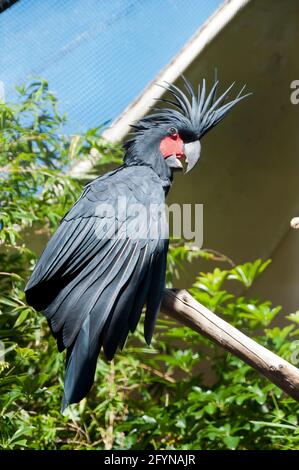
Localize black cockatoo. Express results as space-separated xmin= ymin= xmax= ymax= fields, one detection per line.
xmin=25 ymin=77 xmax=248 ymax=409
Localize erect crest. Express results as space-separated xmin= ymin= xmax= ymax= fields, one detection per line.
xmin=131 ymin=75 xmax=250 ymax=139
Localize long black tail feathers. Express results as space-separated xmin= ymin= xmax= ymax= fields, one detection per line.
xmin=61 ymin=315 xmax=98 ymax=412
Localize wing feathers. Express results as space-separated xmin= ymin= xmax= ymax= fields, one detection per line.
xmin=25 ymin=165 xmax=169 ymax=407
xmin=144 ymin=240 xmax=168 ymax=344
xmin=102 ymin=244 xmax=148 ymax=360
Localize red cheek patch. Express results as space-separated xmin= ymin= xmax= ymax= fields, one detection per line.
xmin=160 ymin=134 xmax=184 ymax=158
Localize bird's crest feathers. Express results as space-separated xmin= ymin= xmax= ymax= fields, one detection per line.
xmin=131 ymin=75 xmax=250 ymax=139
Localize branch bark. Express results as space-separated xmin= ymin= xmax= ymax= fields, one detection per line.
xmin=161 ymin=288 xmax=299 ymax=402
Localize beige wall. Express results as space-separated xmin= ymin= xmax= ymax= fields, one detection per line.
xmin=165 ymin=0 xmax=299 ymax=314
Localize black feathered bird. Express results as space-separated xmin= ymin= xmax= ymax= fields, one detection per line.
xmin=25 ymin=77 xmax=249 ymax=409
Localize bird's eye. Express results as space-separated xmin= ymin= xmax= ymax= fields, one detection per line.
xmin=168 ymin=127 xmax=178 ymax=135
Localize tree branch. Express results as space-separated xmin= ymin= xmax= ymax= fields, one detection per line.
xmin=161 ymin=288 xmax=299 ymax=402
xmin=291 ymin=217 xmax=299 ymax=229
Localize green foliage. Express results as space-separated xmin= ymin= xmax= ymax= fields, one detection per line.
xmin=1 ymin=81 xmax=299 ymax=450
xmin=0 ymin=79 xmax=122 ymax=244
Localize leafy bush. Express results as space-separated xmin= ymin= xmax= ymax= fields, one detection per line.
xmin=1 ymin=81 xmax=299 ymax=450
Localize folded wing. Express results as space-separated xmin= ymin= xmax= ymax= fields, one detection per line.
xmin=25 ymin=166 xmax=168 ymax=407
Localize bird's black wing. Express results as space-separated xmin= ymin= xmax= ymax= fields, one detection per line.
xmin=25 ymin=165 xmax=168 ymax=407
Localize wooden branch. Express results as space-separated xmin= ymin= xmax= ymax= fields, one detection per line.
xmin=161 ymin=288 xmax=299 ymax=402
xmin=291 ymin=217 xmax=299 ymax=229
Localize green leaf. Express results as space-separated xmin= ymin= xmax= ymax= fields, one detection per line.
xmin=223 ymin=436 xmax=240 ymax=450
xmin=228 ymin=259 xmax=271 ymax=287
xmin=141 ymin=415 xmax=157 ymax=425
xmin=286 ymin=311 xmax=299 ymax=325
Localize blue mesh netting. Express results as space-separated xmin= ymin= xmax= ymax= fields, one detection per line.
xmin=1 ymin=0 xmax=223 ymax=133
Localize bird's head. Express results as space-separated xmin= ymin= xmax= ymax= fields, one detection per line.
xmin=124 ymin=76 xmax=250 ymax=178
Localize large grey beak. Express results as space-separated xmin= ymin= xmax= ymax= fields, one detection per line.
xmin=184 ymin=140 xmax=201 ymax=173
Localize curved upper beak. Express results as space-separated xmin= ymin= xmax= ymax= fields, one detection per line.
xmin=184 ymin=140 xmax=201 ymax=173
